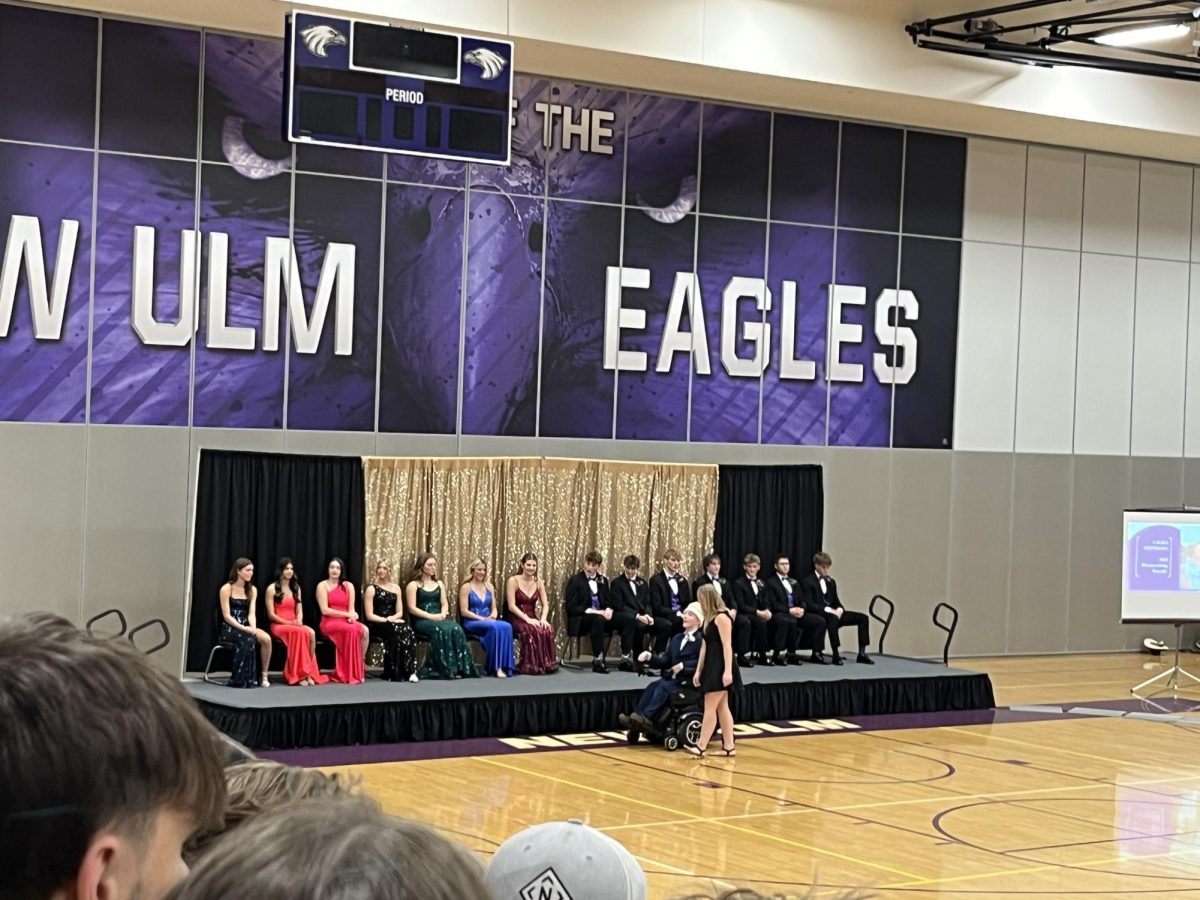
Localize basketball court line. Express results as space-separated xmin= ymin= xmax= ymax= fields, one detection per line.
xmin=471 ymin=754 xmax=927 ymax=881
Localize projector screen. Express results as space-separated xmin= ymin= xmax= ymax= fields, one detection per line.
xmin=1122 ymin=509 xmax=1200 ymax=622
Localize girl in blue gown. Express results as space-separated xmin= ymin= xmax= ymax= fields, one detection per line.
xmin=458 ymin=559 xmax=516 ymax=677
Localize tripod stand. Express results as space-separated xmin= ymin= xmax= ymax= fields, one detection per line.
xmin=1131 ymin=623 xmax=1200 ymax=698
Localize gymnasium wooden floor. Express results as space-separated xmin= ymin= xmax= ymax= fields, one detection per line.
xmin=329 ymin=654 xmax=1200 ymax=898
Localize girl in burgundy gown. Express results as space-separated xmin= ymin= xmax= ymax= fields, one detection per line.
xmin=317 ymin=557 xmax=367 ymax=685
xmin=264 ymin=558 xmax=327 ymax=686
xmin=505 ymin=553 xmax=559 ymax=675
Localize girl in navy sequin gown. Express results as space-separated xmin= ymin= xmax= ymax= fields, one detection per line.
xmin=458 ymin=559 xmax=515 ymax=677
xmin=218 ymin=558 xmax=272 ymax=688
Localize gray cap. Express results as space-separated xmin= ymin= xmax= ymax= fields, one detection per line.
xmin=485 ymin=819 xmax=647 ymax=900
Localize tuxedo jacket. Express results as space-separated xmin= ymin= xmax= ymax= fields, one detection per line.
xmin=648 ymin=629 xmax=702 ymax=684
xmin=730 ymin=575 xmax=768 ymax=615
xmin=763 ymin=572 xmax=802 ymax=616
xmin=649 ymin=570 xmax=692 ymax=619
xmin=691 ymin=574 xmax=728 ymax=603
xmin=610 ymin=573 xmax=652 ymax=617
xmin=563 ymin=570 xmax=612 ymax=620
xmin=800 ymin=572 xmax=843 ymax=615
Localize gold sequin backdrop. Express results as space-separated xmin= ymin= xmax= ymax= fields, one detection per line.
xmin=362 ymin=457 xmax=718 ymax=639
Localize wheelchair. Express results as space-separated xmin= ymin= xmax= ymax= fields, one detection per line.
xmin=626 ymin=678 xmax=703 ymax=752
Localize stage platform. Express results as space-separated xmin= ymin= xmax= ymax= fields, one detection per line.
xmin=188 ymin=655 xmax=995 ymax=751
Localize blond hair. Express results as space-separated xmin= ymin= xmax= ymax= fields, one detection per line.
xmin=696 ymin=583 xmax=727 ymax=621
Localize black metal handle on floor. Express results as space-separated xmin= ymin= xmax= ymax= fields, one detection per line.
xmin=85 ymin=608 xmax=128 ymax=638
xmin=128 ymin=618 xmax=171 ymax=655
xmin=933 ymin=602 xmax=959 ymax=665
xmin=869 ymin=594 xmax=895 ymax=655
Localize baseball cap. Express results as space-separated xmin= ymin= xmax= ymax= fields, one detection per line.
xmin=485 ymin=819 xmax=647 ymax=900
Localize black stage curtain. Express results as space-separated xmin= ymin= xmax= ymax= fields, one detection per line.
xmin=197 ymin=672 xmax=996 ymax=750
xmin=186 ymin=450 xmax=365 ymax=672
xmin=713 ymin=464 xmax=823 ymax=571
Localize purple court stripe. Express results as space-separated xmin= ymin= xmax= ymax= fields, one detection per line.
xmin=259 ymin=702 xmax=1113 ymax=768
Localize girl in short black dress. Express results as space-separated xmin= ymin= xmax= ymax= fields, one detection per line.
xmin=689 ymin=584 xmax=741 ymax=757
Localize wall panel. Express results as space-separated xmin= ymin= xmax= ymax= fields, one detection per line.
xmin=1131 ymin=259 xmax=1189 ymax=457
xmin=1014 ymin=248 xmax=1079 ymax=454
xmin=1081 ymin=154 xmax=1138 ymax=257
xmin=1023 ymin=146 xmax=1084 ymax=251
xmin=1073 ymin=253 xmax=1135 ymax=455
xmin=1139 ymin=162 xmax=1192 ymax=262
xmin=953 ymin=242 xmax=1021 ymax=452
xmin=1008 ymin=454 xmax=1073 ymax=653
xmin=961 ymin=138 xmax=1026 ymax=246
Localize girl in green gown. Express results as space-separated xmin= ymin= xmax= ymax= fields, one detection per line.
xmin=405 ymin=553 xmax=479 ymax=679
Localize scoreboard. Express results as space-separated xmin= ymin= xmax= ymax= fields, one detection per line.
xmin=284 ymin=11 xmax=514 ymax=165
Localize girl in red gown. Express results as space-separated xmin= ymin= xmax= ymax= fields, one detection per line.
xmin=505 ymin=553 xmax=559 ymax=675
xmin=264 ymin=558 xmax=328 ymax=686
xmin=317 ymin=557 xmax=367 ymax=685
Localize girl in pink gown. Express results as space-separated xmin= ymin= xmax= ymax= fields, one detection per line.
xmin=265 ymin=558 xmax=328 ymax=686
xmin=317 ymin=557 xmax=367 ymax=685
xmin=505 ymin=553 xmax=559 ymax=675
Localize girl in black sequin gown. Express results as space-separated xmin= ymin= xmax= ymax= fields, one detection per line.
xmin=364 ymin=561 xmax=419 ymax=682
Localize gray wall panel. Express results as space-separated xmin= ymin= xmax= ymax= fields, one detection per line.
xmin=822 ymin=447 xmax=891 ymax=645
xmin=1067 ymin=455 xmax=1130 ymax=651
xmin=946 ymin=452 xmax=1013 ymax=656
xmin=283 ymin=430 xmax=379 ymax=457
xmin=0 ymin=424 xmax=87 ymax=623
xmin=81 ymin=427 xmax=191 ymax=672
xmin=1008 ymin=454 xmax=1073 ymax=653
xmin=885 ymin=450 xmax=954 ymax=658
xmin=1129 ymin=457 xmax=1184 ymax=510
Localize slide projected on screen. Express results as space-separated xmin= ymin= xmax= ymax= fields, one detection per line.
xmin=1122 ymin=509 xmax=1200 ymax=621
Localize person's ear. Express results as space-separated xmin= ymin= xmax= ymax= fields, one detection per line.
xmin=73 ymin=832 xmax=124 ymax=900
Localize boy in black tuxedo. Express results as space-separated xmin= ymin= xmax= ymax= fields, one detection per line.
xmin=763 ymin=555 xmax=827 ymax=665
xmin=564 ymin=551 xmax=633 ymax=673
xmin=691 ymin=553 xmax=727 ymax=601
xmin=801 ymin=551 xmax=873 ymax=665
xmin=730 ymin=553 xmax=769 ymax=667
xmin=609 ymin=554 xmax=663 ymax=669
xmin=648 ymin=549 xmax=691 ymax=652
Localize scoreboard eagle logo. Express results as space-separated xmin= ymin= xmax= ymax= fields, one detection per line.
xmin=463 ymin=47 xmax=507 ymax=80
xmin=301 ymin=24 xmax=347 ymax=58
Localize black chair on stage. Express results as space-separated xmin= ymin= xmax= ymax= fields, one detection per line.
xmin=203 ymin=607 xmax=239 ymax=685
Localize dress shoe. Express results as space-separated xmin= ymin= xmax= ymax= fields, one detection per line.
xmin=618 ymin=713 xmax=631 ymax=729
xmin=629 ymin=712 xmax=652 ymax=730
xmin=787 ymin=654 xmax=804 ymax=665
xmin=592 ymin=659 xmax=609 ymax=674
xmin=771 ymin=655 xmax=786 ymax=666
xmin=737 ymin=654 xmax=754 ymax=668
xmin=830 ymin=655 xmax=845 ymax=666
xmin=618 ymin=657 xmax=636 ymax=672
xmin=808 ymin=653 xmax=828 ymax=665
xmin=857 ymin=653 xmax=875 ymax=665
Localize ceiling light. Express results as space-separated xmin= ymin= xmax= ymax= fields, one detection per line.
xmin=1094 ymin=23 xmax=1190 ymax=47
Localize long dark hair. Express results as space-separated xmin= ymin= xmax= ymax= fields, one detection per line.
xmin=274 ymin=558 xmax=301 ymax=599
xmin=410 ymin=553 xmax=436 ymax=585
xmin=227 ymin=558 xmax=255 ymax=598
xmin=327 ymin=557 xmax=346 ymax=587
xmin=517 ymin=552 xmax=538 ymax=576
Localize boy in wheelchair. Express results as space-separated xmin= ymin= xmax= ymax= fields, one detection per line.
xmin=619 ymin=602 xmax=704 ymax=750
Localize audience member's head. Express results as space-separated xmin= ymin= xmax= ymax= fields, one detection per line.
xmin=184 ymin=760 xmax=360 ymax=864
xmin=486 ymin=819 xmax=646 ymax=900
xmin=0 ymin=613 xmax=225 ymax=900
xmin=683 ymin=602 xmax=704 ymax=630
xmin=168 ymin=798 xmax=489 ymax=900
